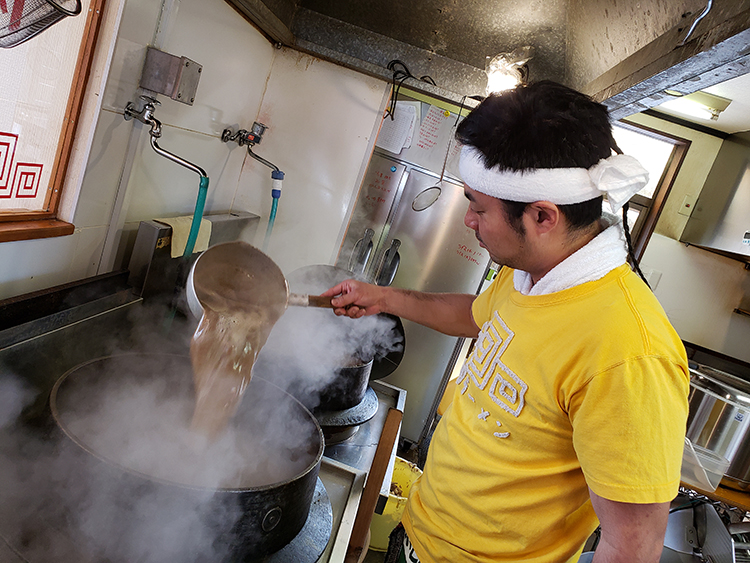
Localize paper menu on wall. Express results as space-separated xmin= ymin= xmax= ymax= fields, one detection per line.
xmin=375 ymin=102 xmax=419 ymax=154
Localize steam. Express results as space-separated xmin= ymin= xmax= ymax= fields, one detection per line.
xmin=59 ymin=356 xmax=317 ymax=490
xmin=0 ymin=373 xmax=33 ymax=428
xmin=0 ymin=263 xmax=402 ymax=562
xmin=0 ymin=301 xmax=321 ymax=563
xmin=255 ymin=266 xmax=404 ymax=409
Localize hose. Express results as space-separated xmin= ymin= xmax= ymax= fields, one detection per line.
xmin=262 ymin=170 xmax=283 ymax=252
xmin=183 ymin=175 xmax=209 ymax=257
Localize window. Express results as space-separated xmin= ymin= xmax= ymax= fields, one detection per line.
xmin=0 ymin=0 xmax=105 ymax=242
xmin=612 ymin=121 xmax=690 ymax=261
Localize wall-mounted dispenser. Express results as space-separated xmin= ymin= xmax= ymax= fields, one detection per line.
xmin=139 ymin=47 xmax=202 ymax=105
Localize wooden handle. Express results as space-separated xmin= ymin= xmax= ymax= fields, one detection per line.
xmin=288 ymin=293 xmax=335 ymax=308
xmin=345 ymin=407 xmax=403 ymax=563
xmin=307 ymin=294 xmax=335 ymax=308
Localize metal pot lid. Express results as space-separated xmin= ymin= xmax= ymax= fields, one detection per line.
xmin=689 ymin=365 xmax=750 ymax=409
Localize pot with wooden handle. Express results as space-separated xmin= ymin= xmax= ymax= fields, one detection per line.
xmin=186 ymin=241 xmax=333 ymax=321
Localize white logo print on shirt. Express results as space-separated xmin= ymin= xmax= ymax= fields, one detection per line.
xmin=457 ymin=312 xmax=527 ymax=437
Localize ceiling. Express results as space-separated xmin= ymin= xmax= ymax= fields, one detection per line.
xmin=230 ymin=0 xmax=750 ymax=134
xmin=295 ymin=0 xmax=568 ymax=83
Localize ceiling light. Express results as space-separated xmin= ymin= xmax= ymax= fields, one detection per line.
xmin=485 ymin=46 xmax=534 ymax=95
xmin=658 ymin=90 xmax=732 ymax=121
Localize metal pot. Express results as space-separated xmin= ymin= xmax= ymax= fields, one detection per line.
xmin=686 ymin=365 xmax=750 ymax=490
xmin=317 ymin=357 xmax=374 ymax=411
xmin=50 ymin=353 xmax=325 ymax=560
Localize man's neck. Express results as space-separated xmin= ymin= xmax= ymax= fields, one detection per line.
xmin=529 ymin=219 xmax=605 ymax=285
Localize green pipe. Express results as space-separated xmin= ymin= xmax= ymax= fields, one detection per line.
xmin=183 ymin=175 xmax=209 ymax=258
xmin=262 ymin=196 xmax=279 ymax=253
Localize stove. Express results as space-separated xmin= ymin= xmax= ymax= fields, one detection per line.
xmin=0 ymin=272 xmax=402 ymax=561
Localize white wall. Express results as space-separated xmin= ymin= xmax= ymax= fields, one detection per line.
xmin=631 ymin=115 xmax=750 ymax=363
xmin=0 ymin=0 xmax=389 ymax=300
xmin=623 ymin=113 xmax=723 ymax=240
xmin=641 ymin=235 xmax=750 ymax=363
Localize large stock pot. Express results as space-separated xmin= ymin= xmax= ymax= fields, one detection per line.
xmin=49 ymin=353 xmax=325 ymax=561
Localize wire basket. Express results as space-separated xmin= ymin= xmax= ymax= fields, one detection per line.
xmin=0 ymin=0 xmax=81 ymax=48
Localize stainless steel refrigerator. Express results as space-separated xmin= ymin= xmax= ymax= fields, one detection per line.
xmin=336 ymin=99 xmax=491 ymax=444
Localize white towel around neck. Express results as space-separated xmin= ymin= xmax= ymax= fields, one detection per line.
xmin=513 ymin=213 xmax=628 ymax=296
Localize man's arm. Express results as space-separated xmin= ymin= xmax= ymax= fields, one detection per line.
xmin=589 ymin=488 xmax=669 ymax=563
xmin=322 ymin=280 xmax=480 ymax=338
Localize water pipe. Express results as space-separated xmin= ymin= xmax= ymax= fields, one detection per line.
xmin=221 ymin=125 xmax=284 ymax=253
xmin=125 ymin=96 xmax=209 ymax=258
xmin=148 ymin=134 xmax=209 ymax=258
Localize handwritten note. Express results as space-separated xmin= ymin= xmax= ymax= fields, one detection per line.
xmin=416 ymin=105 xmax=449 ymax=152
xmin=401 ymin=105 xmax=460 ymax=174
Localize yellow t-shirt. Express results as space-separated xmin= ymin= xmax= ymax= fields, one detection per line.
xmin=402 ymin=264 xmax=689 ymax=563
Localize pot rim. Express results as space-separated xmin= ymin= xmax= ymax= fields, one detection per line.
xmin=50 ymin=352 xmax=325 ymax=494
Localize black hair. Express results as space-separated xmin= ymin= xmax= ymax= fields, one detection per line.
xmin=456 ymin=80 xmax=616 ymax=233
xmin=456 ymin=80 xmax=616 ymax=171
xmin=457 ymin=80 xmax=649 ymax=286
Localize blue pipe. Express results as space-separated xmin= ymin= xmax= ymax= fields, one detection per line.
xmin=183 ymin=175 xmax=209 ymax=257
xmin=262 ymin=170 xmax=283 ymax=252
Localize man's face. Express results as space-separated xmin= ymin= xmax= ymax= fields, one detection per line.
xmin=463 ymin=185 xmax=527 ymax=269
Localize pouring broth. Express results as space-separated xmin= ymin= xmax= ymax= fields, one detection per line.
xmin=189 ymin=243 xmax=288 ymax=438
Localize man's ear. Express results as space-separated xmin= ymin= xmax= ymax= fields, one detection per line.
xmin=525 ymin=201 xmax=561 ymax=235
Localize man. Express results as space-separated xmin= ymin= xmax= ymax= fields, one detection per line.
xmin=323 ymin=81 xmax=689 ymax=563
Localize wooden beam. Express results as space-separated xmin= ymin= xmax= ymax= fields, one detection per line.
xmin=345 ymin=407 xmax=403 ymax=563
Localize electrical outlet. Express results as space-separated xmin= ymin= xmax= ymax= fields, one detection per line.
xmin=679 ymin=195 xmax=698 ymax=217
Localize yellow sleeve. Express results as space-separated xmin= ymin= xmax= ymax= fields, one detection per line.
xmin=569 ymin=355 xmax=689 ymax=504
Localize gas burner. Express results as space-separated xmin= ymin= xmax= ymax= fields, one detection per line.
xmin=314 ymin=387 xmax=379 ymax=444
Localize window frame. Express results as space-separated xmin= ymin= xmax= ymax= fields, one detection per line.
xmin=0 ymin=0 xmax=106 ymax=243
xmin=614 ymin=119 xmax=691 ymax=262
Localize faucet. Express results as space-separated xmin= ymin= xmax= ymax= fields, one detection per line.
xmin=124 ymin=95 xmax=206 ymax=178
xmin=124 ymin=95 xmax=162 ymax=137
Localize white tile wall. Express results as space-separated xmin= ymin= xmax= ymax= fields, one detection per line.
xmin=69 ymin=226 xmax=109 ymax=280
xmin=233 ymin=48 xmax=389 ymax=274
xmin=73 ymin=109 xmax=134 ymax=228
xmin=153 ymin=0 xmax=275 ymax=137
xmin=122 ymin=123 xmax=244 ymax=222
xmin=0 ymin=234 xmax=80 ymax=298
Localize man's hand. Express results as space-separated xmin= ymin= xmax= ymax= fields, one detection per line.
xmin=589 ymin=488 xmax=669 ymax=563
xmin=322 ymin=280 xmax=385 ymax=318
xmin=322 ymin=281 xmax=480 ymax=338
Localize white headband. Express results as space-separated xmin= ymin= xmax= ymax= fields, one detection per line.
xmin=458 ymin=145 xmax=649 ymax=212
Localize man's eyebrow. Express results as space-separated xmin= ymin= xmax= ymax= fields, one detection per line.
xmin=464 ymin=191 xmax=475 ymax=202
